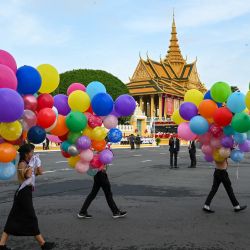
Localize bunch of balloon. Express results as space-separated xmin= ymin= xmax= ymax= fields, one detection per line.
xmin=172 ymin=81 xmax=250 ymax=164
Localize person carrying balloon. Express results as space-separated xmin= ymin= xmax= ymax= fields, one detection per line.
xmin=203 ymin=157 xmax=247 ymax=213
xmin=78 ymin=148 xmax=127 ymax=219
xmin=0 ymin=144 xmax=56 ymax=250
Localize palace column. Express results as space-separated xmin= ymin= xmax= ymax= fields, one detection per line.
xmin=139 ymin=96 xmax=144 ymax=113
xmin=158 ymin=94 xmax=162 ymax=120
xmin=164 ymin=95 xmax=167 ymax=118
xmin=150 ymin=95 xmax=155 ymax=118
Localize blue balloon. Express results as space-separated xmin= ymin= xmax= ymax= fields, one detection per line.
xmin=61 ymin=141 xmax=71 ymax=152
xmin=16 ymin=65 xmax=42 ymax=95
xmin=223 ymin=125 xmax=235 ymax=136
xmin=204 ymin=90 xmax=222 ymax=107
xmin=108 ymin=128 xmax=122 ymax=143
xmin=189 ymin=116 xmax=209 ymax=135
xmin=0 ymin=162 xmax=16 ymax=180
xmin=91 ymin=93 xmax=114 ymax=116
xmin=233 ymin=132 xmax=247 ymax=144
xmin=227 ymin=92 xmax=246 ymax=113
xmin=27 ymin=126 xmax=46 ymax=144
xmin=86 ymin=81 xmax=106 ymax=100
xmin=230 ymin=149 xmax=244 ymax=162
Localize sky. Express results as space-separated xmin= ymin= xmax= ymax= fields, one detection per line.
xmin=0 ymin=0 xmax=250 ymax=92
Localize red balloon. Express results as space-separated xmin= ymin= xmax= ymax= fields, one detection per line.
xmin=61 ymin=150 xmax=71 ymax=158
xmin=90 ymin=154 xmax=104 ymax=169
xmin=58 ymin=133 xmax=69 ymax=141
xmin=37 ymin=94 xmax=54 ymax=111
xmin=86 ymin=106 xmax=94 ymax=114
xmin=213 ymin=107 xmax=233 ymax=127
xmin=88 ymin=114 xmax=102 ymax=128
xmin=23 ymin=95 xmax=38 ymax=111
xmin=209 ymin=124 xmax=223 ymax=138
xmin=37 ymin=108 xmax=56 ymax=128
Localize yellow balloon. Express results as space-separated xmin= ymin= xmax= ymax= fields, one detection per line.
xmin=37 ymin=64 xmax=60 ymax=93
xmin=244 ymin=108 xmax=249 ymax=114
xmin=91 ymin=126 xmax=107 ymax=141
xmin=82 ymin=126 xmax=93 ymax=139
xmin=171 ymin=109 xmax=186 ymax=125
xmin=245 ymin=91 xmax=250 ymax=110
xmin=0 ymin=121 xmax=22 ymax=141
xmin=68 ymin=90 xmax=90 ymax=112
xmin=68 ymin=156 xmax=80 ymax=168
xmin=184 ymin=89 xmax=204 ymax=106
xmin=213 ymin=149 xmax=225 ymax=163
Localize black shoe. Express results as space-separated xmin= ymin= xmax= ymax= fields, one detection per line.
xmin=0 ymin=246 xmax=11 ymax=250
xmin=41 ymin=242 xmax=56 ymax=250
xmin=234 ymin=205 xmax=247 ymax=212
xmin=77 ymin=212 xmax=93 ymax=219
xmin=174 ymin=166 xmax=179 ymax=168
xmin=113 ymin=211 xmax=127 ymax=219
xmin=203 ymin=207 xmax=215 ymax=213
xmin=188 ymin=166 xmax=196 ymax=168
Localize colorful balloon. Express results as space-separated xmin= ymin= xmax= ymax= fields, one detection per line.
xmin=210 ymin=81 xmax=231 ymax=103
xmin=66 ymin=111 xmax=87 ymax=132
xmin=233 ymin=133 xmax=247 ymax=144
xmin=239 ymin=140 xmax=250 ymax=152
xmin=90 ymin=154 xmax=104 ymax=169
xmin=184 ymin=89 xmax=203 ymax=106
xmin=37 ymin=108 xmax=56 ymax=129
xmin=245 ymin=91 xmax=250 ymax=110
xmin=27 ymin=126 xmax=46 ymax=144
xmin=53 ymin=94 xmax=71 ymax=116
xmin=230 ymin=149 xmax=244 ymax=162
xmin=88 ymin=114 xmax=103 ymax=128
xmin=227 ymin=92 xmax=246 ymax=113
xmin=0 ymin=143 xmax=17 ymax=163
xmin=189 ymin=116 xmax=209 ymax=135
xmin=67 ymin=131 xmax=82 ymax=144
xmin=209 ymin=124 xmax=223 ymax=138
xmin=76 ymin=136 xmax=91 ymax=151
xmin=82 ymin=126 xmax=93 ymax=139
xmin=231 ymin=112 xmax=250 ymax=133
xmin=201 ymin=144 xmax=213 ymax=155
xmin=171 ymin=109 xmax=187 ymax=125
xmin=22 ymin=110 xmax=37 ymax=131
xmin=68 ymin=156 xmax=80 ymax=168
xmin=0 ymin=121 xmax=22 ymax=141
xmin=92 ymin=140 xmax=106 ymax=151
xmin=221 ymin=136 xmax=234 ymax=148
xmin=0 ymin=64 xmax=17 ymax=90
xmin=210 ymin=137 xmax=221 ymax=149
xmin=107 ymin=128 xmax=123 ymax=143
xmin=177 ymin=122 xmax=196 ymax=141
xmin=198 ymin=99 xmax=218 ymax=119
xmin=103 ymin=115 xmax=118 ymax=129
xmin=213 ymin=149 xmax=225 ymax=162
xmin=75 ymin=161 xmax=90 ymax=174
xmin=67 ymin=83 xmax=86 ymax=96
xmin=213 ymin=107 xmax=233 ymax=127
xmin=68 ymin=90 xmax=90 ymax=112
xmin=114 ymin=94 xmax=136 ymax=116
xmin=50 ymin=115 xmax=69 ymax=136
xmin=92 ymin=93 xmax=114 ymax=116
xmin=99 ymin=149 xmax=113 ymax=164
xmin=179 ymin=102 xmax=198 ymax=121
xmin=219 ymin=147 xmax=231 ymax=158
xmin=0 ymin=162 xmax=16 ymax=180
xmin=23 ymin=95 xmax=37 ymax=111
xmin=80 ymin=149 xmax=94 ymax=162
xmin=92 ymin=127 xmax=107 ymax=141
xmin=223 ymin=125 xmax=235 ymax=136
xmin=0 ymin=49 xmax=17 ymax=73
xmin=86 ymin=81 xmax=106 ymax=99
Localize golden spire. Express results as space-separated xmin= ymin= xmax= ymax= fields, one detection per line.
xmin=164 ymin=10 xmax=184 ymax=63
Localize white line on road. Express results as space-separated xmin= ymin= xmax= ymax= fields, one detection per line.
xmin=55 ymin=161 xmax=68 ymax=164
xmin=43 ymin=168 xmax=74 ymax=174
xmin=141 ymin=160 xmax=152 ymax=163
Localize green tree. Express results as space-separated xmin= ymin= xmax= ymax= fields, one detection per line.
xmin=55 ymin=69 xmax=129 ymax=100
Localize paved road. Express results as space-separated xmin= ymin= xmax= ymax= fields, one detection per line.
xmin=0 ymin=147 xmax=250 ymax=250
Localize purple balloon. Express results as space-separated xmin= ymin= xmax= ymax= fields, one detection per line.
xmin=221 ymin=136 xmax=234 ymax=148
xmin=114 ymin=94 xmax=136 ymax=116
xmin=110 ymin=107 xmax=121 ymax=118
xmin=179 ymin=102 xmax=198 ymax=121
xmin=54 ymin=94 xmax=71 ymax=116
xmin=239 ymin=140 xmax=250 ymax=152
xmin=99 ymin=149 xmax=114 ymax=164
xmin=0 ymin=88 xmax=24 ymax=122
xmin=204 ymin=154 xmax=213 ymax=162
xmin=76 ymin=136 xmax=91 ymax=151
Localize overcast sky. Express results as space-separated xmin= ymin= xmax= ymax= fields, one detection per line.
xmin=1 ymin=0 xmax=250 ymax=92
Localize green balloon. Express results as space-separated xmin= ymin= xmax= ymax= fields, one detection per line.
xmin=67 ymin=131 xmax=82 ymax=144
xmin=210 ymin=81 xmax=231 ymax=103
xmin=66 ymin=111 xmax=87 ymax=132
xmin=231 ymin=113 xmax=250 ymax=133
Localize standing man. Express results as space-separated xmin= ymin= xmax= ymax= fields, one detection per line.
xmin=188 ymin=140 xmax=196 ymax=168
xmin=135 ymin=134 xmax=141 ymax=150
xmin=129 ymin=134 xmax=135 ymax=150
xmin=169 ymin=134 xmax=180 ymax=168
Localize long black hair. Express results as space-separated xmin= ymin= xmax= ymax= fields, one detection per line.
xmin=18 ymin=143 xmax=35 ymax=163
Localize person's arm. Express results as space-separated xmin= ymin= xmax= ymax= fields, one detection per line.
xmin=18 ymin=162 xmax=32 ymax=179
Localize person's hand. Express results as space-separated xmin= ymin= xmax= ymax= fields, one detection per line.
xmin=25 ymin=168 xmax=33 ymax=178
xmin=35 ymin=156 xmax=42 ymax=167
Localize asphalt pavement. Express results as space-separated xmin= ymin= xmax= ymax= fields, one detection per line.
xmin=0 ymin=146 xmax=250 ymax=250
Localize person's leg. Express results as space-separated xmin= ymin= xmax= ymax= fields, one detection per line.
xmin=170 ymin=151 xmax=173 ymax=167
xmin=79 ymin=180 xmax=101 ymax=214
xmin=174 ymin=152 xmax=178 ymax=167
xmin=189 ymin=151 xmax=192 ymax=167
xmin=101 ymin=174 xmax=119 ymax=214
xmin=193 ymin=152 xmax=197 ymax=167
xmin=222 ymin=172 xmax=239 ymax=207
xmin=205 ymin=171 xmax=221 ymax=206
xmin=0 ymin=232 xmax=9 ymax=246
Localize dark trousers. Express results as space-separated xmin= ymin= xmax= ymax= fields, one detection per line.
xmin=130 ymin=143 xmax=135 ymax=150
xmin=170 ymin=151 xmax=178 ymax=167
xmin=205 ymin=169 xmax=239 ymax=207
xmin=80 ymin=171 xmax=119 ymax=214
xmin=189 ymin=150 xmax=196 ymax=167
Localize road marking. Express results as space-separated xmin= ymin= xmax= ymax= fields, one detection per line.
xmin=133 ymin=155 xmax=142 ymax=157
xmin=43 ymin=168 xmax=73 ymax=174
xmin=44 ymin=170 xmax=57 ymax=174
xmin=141 ymin=160 xmax=152 ymax=163
xmin=55 ymin=161 xmax=68 ymax=164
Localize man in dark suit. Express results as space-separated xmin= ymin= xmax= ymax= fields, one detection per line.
xmin=188 ymin=140 xmax=196 ymax=168
xmin=169 ymin=134 xmax=180 ymax=168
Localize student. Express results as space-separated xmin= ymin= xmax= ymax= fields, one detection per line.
xmin=203 ymin=158 xmax=247 ymax=213
xmin=188 ymin=140 xmax=196 ymax=168
xmin=169 ymin=134 xmax=180 ymax=168
xmin=78 ymin=150 xmax=127 ymax=219
xmin=0 ymin=144 xmax=55 ymax=250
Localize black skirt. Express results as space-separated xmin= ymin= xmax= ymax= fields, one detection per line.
xmin=4 ymin=186 xmax=40 ymax=236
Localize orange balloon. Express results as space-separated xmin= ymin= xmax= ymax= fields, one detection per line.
xmin=0 ymin=143 xmax=17 ymax=163
xmin=92 ymin=140 xmax=106 ymax=151
xmin=207 ymin=117 xmax=214 ymax=124
xmin=50 ymin=115 xmax=69 ymax=136
xmin=198 ymin=100 xmax=218 ymax=119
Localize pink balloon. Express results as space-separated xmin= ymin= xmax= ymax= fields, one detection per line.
xmin=0 ymin=49 xmax=17 ymax=73
xmin=210 ymin=137 xmax=221 ymax=149
xmin=209 ymin=124 xmax=223 ymax=138
xmin=0 ymin=64 xmax=17 ymax=90
xmin=198 ymin=132 xmax=211 ymax=145
xmin=201 ymin=144 xmax=213 ymax=155
xmin=67 ymin=83 xmax=86 ymax=96
xmin=22 ymin=110 xmax=37 ymax=130
xmin=177 ymin=122 xmax=196 ymax=141
xmin=80 ymin=149 xmax=94 ymax=162
xmin=23 ymin=95 xmax=38 ymax=111
xmin=103 ymin=115 xmax=118 ymax=129
xmin=219 ymin=147 xmax=231 ymax=158
xmin=88 ymin=114 xmax=102 ymax=128
xmin=75 ymin=161 xmax=90 ymax=174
